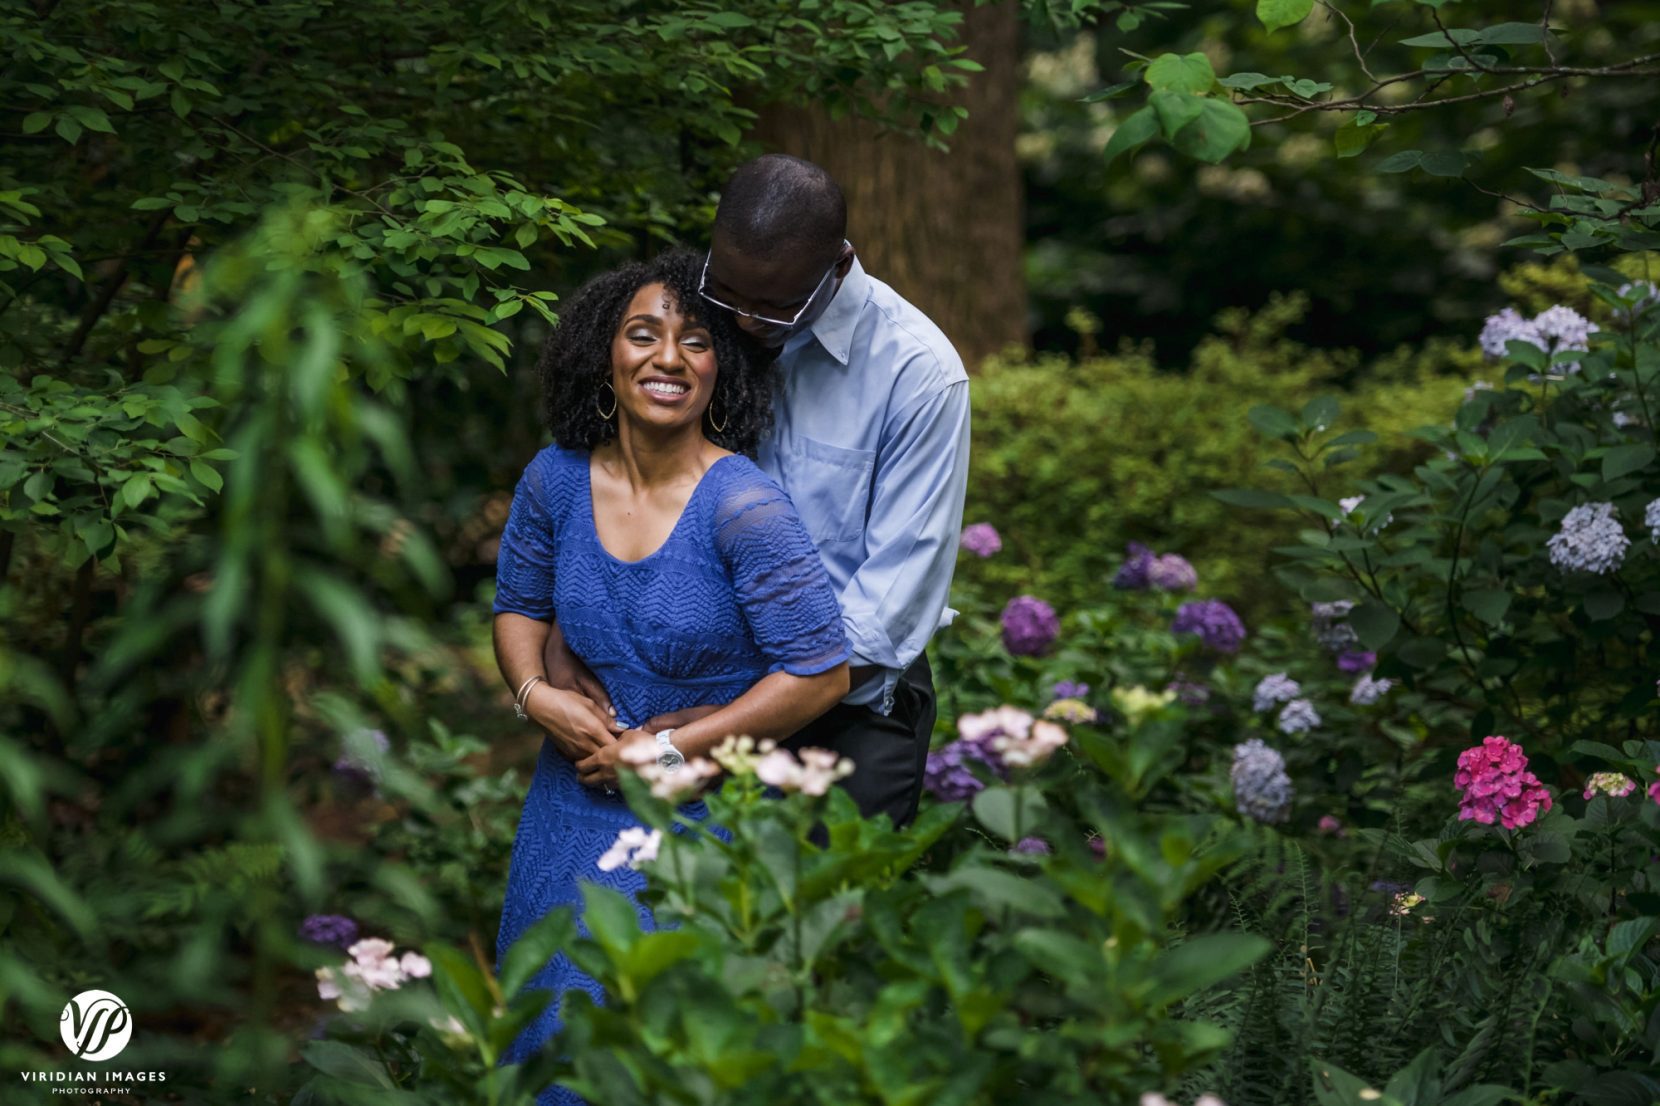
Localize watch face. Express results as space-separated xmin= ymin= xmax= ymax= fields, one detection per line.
xmin=659 ymin=749 xmax=685 ymax=772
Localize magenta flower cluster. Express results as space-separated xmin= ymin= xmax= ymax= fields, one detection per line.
xmin=1172 ymin=599 xmax=1247 ymax=654
xmin=960 ymin=522 xmax=1002 ymax=558
xmin=1453 ymin=736 xmax=1552 ymax=829
xmin=1114 ymin=542 xmax=1198 ymax=592
xmin=1001 ymin=595 xmax=1060 ymax=656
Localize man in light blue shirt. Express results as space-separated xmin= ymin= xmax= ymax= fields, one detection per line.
xmin=684 ymin=154 xmax=971 ymax=826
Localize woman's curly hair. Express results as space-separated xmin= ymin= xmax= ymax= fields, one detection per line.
xmin=536 ymin=250 xmax=774 ymax=454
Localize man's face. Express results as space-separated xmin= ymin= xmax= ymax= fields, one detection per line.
xmin=703 ymin=234 xmax=848 ymax=349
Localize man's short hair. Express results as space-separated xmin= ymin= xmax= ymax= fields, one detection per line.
xmin=714 ymin=154 xmax=847 ymax=269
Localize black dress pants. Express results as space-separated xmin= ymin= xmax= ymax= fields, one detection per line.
xmin=779 ymin=653 xmax=936 ymax=829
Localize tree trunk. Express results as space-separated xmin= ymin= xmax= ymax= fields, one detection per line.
xmin=748 ymin=1 xmax=1026 ymax=370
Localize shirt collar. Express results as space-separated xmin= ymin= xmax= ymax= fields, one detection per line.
xmin=784 ymin=255 xmax=868 ymax=365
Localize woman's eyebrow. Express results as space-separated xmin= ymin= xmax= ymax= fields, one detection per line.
xmin=623 ymin=313 xmax=662 ymax=325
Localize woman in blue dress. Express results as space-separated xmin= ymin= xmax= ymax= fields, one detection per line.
xmin=489 ymin=250 xmax=851 ymax=1097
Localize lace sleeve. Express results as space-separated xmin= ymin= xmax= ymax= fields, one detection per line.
xmin=714 ymin=464 xmax=851 ymax=677
xmin=492 ymin=450 xmax=561 ymax=620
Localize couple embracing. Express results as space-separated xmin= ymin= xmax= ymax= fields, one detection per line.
xmin=489 ymin=154 xmax=971 ymax=1085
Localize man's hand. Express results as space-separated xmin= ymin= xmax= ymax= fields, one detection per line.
xmin=542 ymin=621 xmax=615 ymax=718
xmin=640 ymin=704 xmax=722 ymax=733
xmin=529 ymin=686 xmax=625 ymax=763
xmin=576 ymin=728 xmax=656 ymax=789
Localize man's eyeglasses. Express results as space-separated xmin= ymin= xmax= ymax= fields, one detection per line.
xmin=697 ymin=241 xmax=850 ymax=330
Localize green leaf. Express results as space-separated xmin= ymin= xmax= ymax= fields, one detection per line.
xmin=1148 ymin=933 xmax=1270 ymax=1003
xmin=1081 ymin=80 xmax=1138 ymax=103
xmin=1584 ymin=590 xmax=1624 ymax=621
xmin=1376 ymin=149 xmax=1424 ymax=173
xmin=1257 ymin=0 xmax=1314 ymax=32
xmin=971 ymin=785 xmax=1046 ymax=842
xmin=294 ymin=568 xmax=381 ymax=680
xmin=21 ymin=112 xmax=52 ymax=134
xmin=1601 ymin=444 xmax=1654 ymax=480
xmin=926 ymin=864 xmax=1066 ymax=919
xmin=54 ymin=115 xmax=83 ymax=144
xmin=1248 ymin=404 xmax=1298 ymax=439
xmin=66 ymin=105 xmax=115 ymax=133
xmin=1144 ymin=52 xmax=1216 ymax=94
xmin=1383 ymin=1047 xmax=1442 ymax=1106
xmin=1171 ymin=99 xmax=1251 ymax=163
xmin=1351 ymin=601 xmax=1400 ymax=650
xmin=1335 ymin=116 xmax=1386 ymax=158
xmin=1103 ymin=106 xmax=1159 ymax=166
xmin=300 ymin=1040 xmax=394 ymax=1088
xmin=1461 ymin=588 xmax=1511 ymax=626
xmin=500 ymin=910 xmax=577 ymax=998
xmin=1217 ymin=72 xmax=1279 ymax=91
xmin=189 ymin=459 xmax=223 ymax=493
xmin=1212 ymin=488 xmax=1294 ymax=509
xmin=1150 ymin=90 xmax=1205 ymax=139
xmin=121 ymin=473 xmax=153 ymax=508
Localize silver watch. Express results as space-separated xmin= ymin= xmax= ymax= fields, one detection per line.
xmin=655 ymin=728 xmax=685 ymax=773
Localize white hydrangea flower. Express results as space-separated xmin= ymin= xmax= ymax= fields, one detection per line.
xmin=1546 ymin=502 xmax=1629 ymax=574
xmin=1350 ymin=675 xmax=1394 ymax=705
xmin=597 ymin=826 xmax=661 ymax=872
xmin=1276 ymin=698 xmax=1321 ymax=735
xmin=1646 ymin=498 xmax=1660 ymax=544
xmin=1252 ymin=672 xmax=1301 ymax=713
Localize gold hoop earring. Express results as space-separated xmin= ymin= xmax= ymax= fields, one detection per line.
xmin=706 ymin=396 xmax=728 ymax=434
xmin=595 ymin=380 xmax=617 ymax=421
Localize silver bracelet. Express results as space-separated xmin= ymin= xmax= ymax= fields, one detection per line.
xmin=513 ymin=675 xmax=546 ymax=722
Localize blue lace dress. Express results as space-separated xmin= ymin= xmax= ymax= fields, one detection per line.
xmin=490 ymin=444 xmax=849 ymax=1100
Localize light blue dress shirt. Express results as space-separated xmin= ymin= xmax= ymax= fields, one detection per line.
xmin=756 ymin=256 xmax=971 ymax=714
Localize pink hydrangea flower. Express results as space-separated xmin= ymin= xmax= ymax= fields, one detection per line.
xmin=1453 ymin=736 xmax=1552 ymax=829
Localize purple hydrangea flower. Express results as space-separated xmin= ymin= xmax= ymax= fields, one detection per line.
xmin=1336 ymin=650 xmax=1376 ymax=673
xmin=333 ymin=729 xmax=391 ymax=788
xmin=1276 ymin=698 xmax=1321 ymax=735
xmin=1172 ymin=599 xmax=1246 ymax=654
xmin=299 ymin=914 xmax=360 ymax=950
xmin=1547 ymin=502 xmax=1628 ymax=574
xmin=1350 ymin=675 xmax=1394 ymax=705
xmin=1012 ymin=836 xmax=1051 ymax=855
xmin=1231 ymin=739 xmax=1293 ymax=824
xmin=923 ymin=725 xmax=1009 ymax=803
xmin=1311 ymin=601 xmax=1358 ymax=653
xmin=959 ymin=522 xmax=1002 ymax=558
xmin=1051 ymin=680 xmax=1090 ymax=701
xmin=1148 ymin=553 xmax=1198 ymax=591
xmin=1168 ymin=678 xmax=1211 ymax=706
xmin=1479 ymin=307 xmax=1543 ymax=359
xmin=1112 ymin=542 xmax=1154 ymax=590
xmin=1646 ymin=498 xmax=1660 ymax=545
xmin=1001 ymin=595 xmax=1059 ymax=656
xmin=1252 ymin=673 xmax=1301 ymax=713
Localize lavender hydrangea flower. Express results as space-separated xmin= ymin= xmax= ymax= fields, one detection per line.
xmin=1168 ymin=678 xmax=1211 ymax=706
xmin=299 ymin=914 xmax=360 ymax=950
xmin=1532 ymin=304 xmax=1597 ymax=366
xmin=1012 ymin=837 xmax=1051 ymax=855
xmin=1148 ymin=553 xmax=1198 ymax=591
xmin=1350 ymin=675 xmax=1394 ymax=705
xmin=1616 ymin=280 xmax=1659 ymax=318
xmin=1231 ymin=739 xmax=1293 ymax=824
xmin=333 ymin=729 xmax=391 ymax=788
xmin=1001 ymin=595 xmax=1059 ymax=656
xmin=922 ymin=737 xmax=1004 ymax=802
xmin=1252 ymin=672 xmax=1301 ymax=713
xmin=1336 ymin=650 xmax=1376 ymax=673
xmin=1113 ymin=542 xmax=1155 ymax=590
xmin=1547 ymin=502 xmax=1629 ymax=574
xmin=1479 ymin=307 xmax=1543 ymax=359
xmin=1051 ymin=680 xmax=1090 ymax=701
xmin=1646 ymin=498 xmax=1660 ymax=545
xmin=1311 ymin=601 xmax=1358 ymax=653
xmin=960 ymin=522 xmax=1002 ymax=558
xmin=1277 ymin=698 xmax=1321 ymax=735
xmin=1172 ymin=599 xmax=1246 ymax=654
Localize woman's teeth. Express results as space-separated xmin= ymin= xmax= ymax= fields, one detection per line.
xmin=642 ymin=381 xmax=688 ymax=396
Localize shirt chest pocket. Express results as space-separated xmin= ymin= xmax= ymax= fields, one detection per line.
xmin=787 ymin=435 xmax=875 ymax=546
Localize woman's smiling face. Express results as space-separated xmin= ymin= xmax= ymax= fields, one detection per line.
xmin=609 ymin=282 xmax=719 ymax=436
